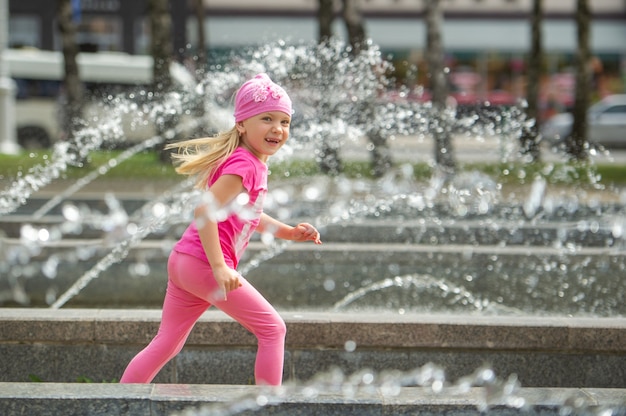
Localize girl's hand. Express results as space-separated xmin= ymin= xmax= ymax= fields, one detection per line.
xmin=212 ymin=265 xmax=242 ymax=301
xmin=291 ymin=223 xmax=322 ymax=245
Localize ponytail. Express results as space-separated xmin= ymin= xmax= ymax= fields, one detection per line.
xmin=166 ymin=126 xmax=240 ymax=189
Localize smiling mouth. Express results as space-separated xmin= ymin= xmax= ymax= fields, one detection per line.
xmin=265 ymin=138 xmax=281 ymax=144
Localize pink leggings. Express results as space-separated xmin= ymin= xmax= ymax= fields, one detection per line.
xmin=119 ymin=250 xmax=286 ymax=385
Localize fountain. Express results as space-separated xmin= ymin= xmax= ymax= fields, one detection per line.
xmin=0 ymin=39 xmax=625 ymax=415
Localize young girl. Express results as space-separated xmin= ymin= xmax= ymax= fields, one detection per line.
xmin=120 ymin=73 xmax=322 ymax=386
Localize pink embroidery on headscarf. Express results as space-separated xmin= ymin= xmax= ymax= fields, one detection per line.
xmin=252 ymin=82 xmax=283 ymax=103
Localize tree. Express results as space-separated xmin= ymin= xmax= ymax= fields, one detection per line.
xmin=148 ymin=0 xmax=176 ymax=161
xmin=424 ymin=0 xmax=456 ymax=174
xmin=57 ymin=0 xmax=83 ymax=142
xmin=342 ymin=0 xmax=367 ymax=54
xmin=318 ymin=0 xmax=334 ymax=44
xmin=519 ymin=0 xmax=542 ymax=162
xmin=314 ymin=0 xmax=343 ymax=175
xmin=566 ymin=0 xmax=591 ymax=161
xmin=340 ymin=0 xmax=393 ymax=177
xmin=193 ymin=0 xmax=207 ymax=77
xmin=149 ymin=0 xmax=173 ymax=93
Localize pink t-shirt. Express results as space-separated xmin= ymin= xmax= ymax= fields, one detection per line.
xmin=173 ymin=147 xmax=268 ymax=268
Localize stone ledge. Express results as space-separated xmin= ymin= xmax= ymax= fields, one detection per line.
xmin=0 ymin=383 xmax=624 ymax=416
xmin=2 ymin=309 xmax=625 ymax=388
xmin=1 ymin=308 xmax=625 ymax=353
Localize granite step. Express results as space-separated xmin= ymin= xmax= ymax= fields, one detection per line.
xmin=1 ymin=383 xmax=625 ymax=416
xmin=1 ymin=309 xmax=625 ymax=389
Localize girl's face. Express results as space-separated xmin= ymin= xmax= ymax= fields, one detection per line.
xmin=236 ymin=111 xmax=291 ymax=163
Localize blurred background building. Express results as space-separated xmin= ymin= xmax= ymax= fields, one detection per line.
xmin=6 ymin=0 xmax=626 ymax=119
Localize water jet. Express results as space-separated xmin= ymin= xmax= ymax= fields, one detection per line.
xmin=1 ymin=39 xmax=624 ymax=415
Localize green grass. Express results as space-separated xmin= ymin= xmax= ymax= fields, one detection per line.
xmin=269 ymin=158 xmax=626 ymax=188
xmin=1 ymin=149 xmax=625 ymax=188
xmin=0 ymin=150 xmax=178 ymax=180
xmin=467 ymin=161 xmax=626 ymax=187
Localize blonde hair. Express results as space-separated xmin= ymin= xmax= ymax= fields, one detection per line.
xmin=165 ymin=126 xmax=240 ymax=189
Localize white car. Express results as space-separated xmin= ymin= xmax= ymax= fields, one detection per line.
xmin=541 ymin=94 xmax=626 ymax=148
xmin=7 ymin=49 xmax=198 ymax=148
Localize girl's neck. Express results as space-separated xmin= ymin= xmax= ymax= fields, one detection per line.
xmin=239 ymin=142 xmax=268 ymax=164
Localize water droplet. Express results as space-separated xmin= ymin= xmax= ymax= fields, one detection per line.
xmin=42 ymin=256 xmax=59 ymax=279
xmin=236 ymin=193 xmax=250 ymax=206
xmin=152 ymin=202 xmax=167 ymax=217
xmin=129 ymin=262 xmax=150 ymax=277
xmin=261 ymin=232 xmax=275 ymax=245
xmin=62 ymin=203 xmax=81 ymax=222
xmin=323 ymin=279 xmax=336 ymax=292
xmin=362 ymin=372 xmax=374 ymax=384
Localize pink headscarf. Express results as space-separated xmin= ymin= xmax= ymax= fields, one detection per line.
xmin=234 ymin=73 xmax=293 ymax=122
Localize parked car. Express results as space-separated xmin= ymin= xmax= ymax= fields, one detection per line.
xmin=6 ymin=48 xmax=197 ymax=149
xmin=541 ymin=94 xmax=626 ymax=148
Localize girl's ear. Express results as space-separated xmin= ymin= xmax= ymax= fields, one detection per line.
xmin=236 ymin=122 xmax=246 ymax=135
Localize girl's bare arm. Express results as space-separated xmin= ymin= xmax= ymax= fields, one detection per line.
xmin=258 ymin=213 xmax=322 ymax=244
xmin=195 ymin=174 xmax=245 ymax=297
